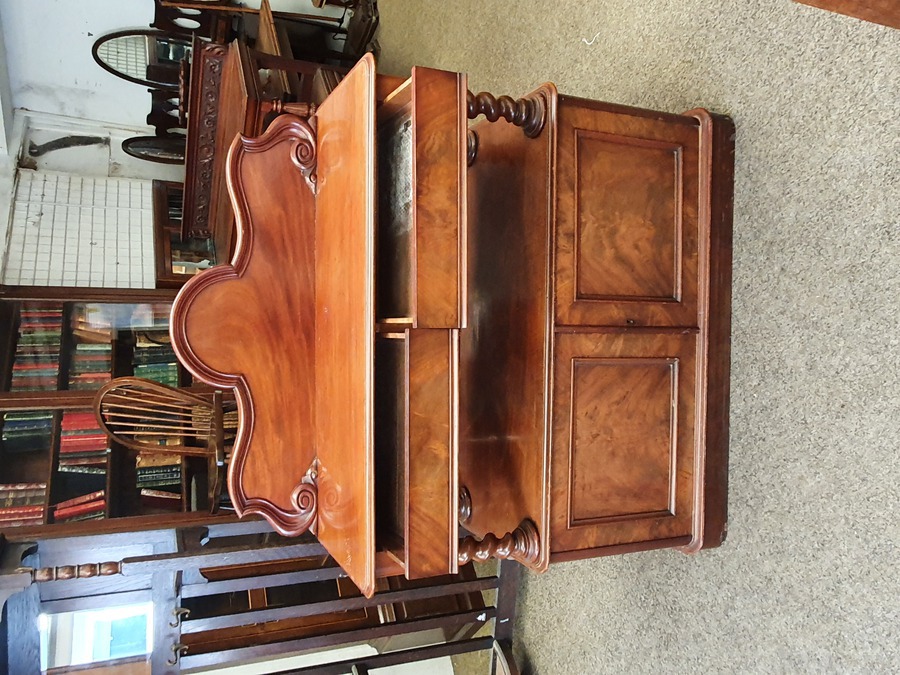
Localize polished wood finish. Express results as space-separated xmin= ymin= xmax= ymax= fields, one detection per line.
xmin=405 ymin=329 xmax=458 ymax=577
xmin=685 ymin=108 xmax=735 ymax=550
xmin=172 ymin=114 xmax=319 ymax=538
xmin=458 ymin=84 xmax=558 ymax=573
xmin=313 ymin=53 xmax=377 ymax=599
xmin=549 ymin=332 xmax=698 ymax=553
xmin=554 ymin=97 xmax=701 ymax=328
xmin=411 ymin=67 xmax=467 ymax=329
xmin=794 ymin=0 xmax=900 ymax=28
xmin=170 ymin=55 xmax=734 ymax=593
xmin=467 ymin=89 xmax=548 ymax=139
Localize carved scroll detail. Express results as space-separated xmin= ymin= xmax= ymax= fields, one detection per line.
xmin=467 ymin=90 xmax=547 ymax=138
xmin=458 ymin=519 xmax=540 ymax=566
xmin=30 ymin=561 xmax=121 ymax=583
xmin=231 ymin=114 xmax=318 ymax=195
xmin=291 ymin=461 xmax=319 ymax=535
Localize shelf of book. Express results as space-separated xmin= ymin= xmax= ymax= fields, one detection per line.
xmin=0 ymin=299 xmax=217 ymax=535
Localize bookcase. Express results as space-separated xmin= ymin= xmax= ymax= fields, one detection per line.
xmin=0 ymin=298 xmax=223 ymax=534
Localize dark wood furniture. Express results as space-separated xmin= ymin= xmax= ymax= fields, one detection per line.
xmin=1 ymin=519 xmax=520 ymax=674
xmin=182 ymin=39 xmax=322 ymax=259
xmin=0 ymin=298 xmax=233 ymax=537
xmin=170 ymin=55 xmax=735 ymax=597
xmin=152 ymin=180 xmax=216 ymax=290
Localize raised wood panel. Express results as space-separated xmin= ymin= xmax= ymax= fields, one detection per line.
xmin=550 ymin=331 xmax=698 ymax=555
xmin=574 ymin=132 xmax=682 ymax=303
xmin=569 ymin=357 xmax=676 ymax=524
xmin=555 ymin=97 xmax=701 ymax=328
xmin=313 ymin=53 xmax=377 ymax=598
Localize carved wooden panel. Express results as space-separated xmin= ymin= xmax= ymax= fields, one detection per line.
xmin=549 ymin=331 xmax=699 ymax=556
xmin=171 ymin=115 xmax=318 ymax=537
xmin=555 ymin=98 xmax=701 ymax=328
xmin=183 ymin=40 xmax=226 ymax=242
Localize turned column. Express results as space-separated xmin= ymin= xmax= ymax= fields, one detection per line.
xmin=457 ymin=487 xmax=541 ymax=566
xmin=466 ymin=88 xmax=548 ymax=165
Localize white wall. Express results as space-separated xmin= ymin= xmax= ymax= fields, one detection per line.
xmin=0 ymin=0 xmax=154 ymax=128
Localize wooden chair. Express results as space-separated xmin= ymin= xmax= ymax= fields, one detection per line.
xmin=93 ymin=377 xmax=237 ymax=514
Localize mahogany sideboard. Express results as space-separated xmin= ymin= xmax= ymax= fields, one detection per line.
xmin=170 ymin=54 xmax=734 ymax=597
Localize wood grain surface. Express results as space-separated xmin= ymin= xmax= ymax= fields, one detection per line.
xmin=313 ymin=53 xmax=377 ymax=598
xmin=549 ymin=332 xmax=698 ymax=554
xmin=410 ymin=67 xmax=467 ymax=328
xmin=794 ymin=0 xmax=900 ymax=28
xmin=457 ymin=83 xmax=559 ymax=573
xmin=554 ymin=96 xmax=701 ymax=329
xmin=171 ymin=114 xmax=318 ymax=537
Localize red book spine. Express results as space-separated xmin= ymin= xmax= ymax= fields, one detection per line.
xmin=54 ymin=499 xmax=106 ymax=520
xmin=0 ymin=505 xmax=45 ymax=519
xmin=0 ymin=517 xmax=44 ymax=527
xmin=60 ymin=434 xmax=108 ymax=447
xmin=53 ymin=490 xmax=105 ymax=511
xmin=61 ymin=413 xmax=101 ymax=431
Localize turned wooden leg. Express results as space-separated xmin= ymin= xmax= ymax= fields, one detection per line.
xmin=467 ymin=89 xmax=547 ymax=139
xmin=458 ymin=519 xmax=541 ymax=566
xmin=30 ymin=561 xmax=121 ymax=583
xmin=457 ymin=487 xmax=540 ymax=565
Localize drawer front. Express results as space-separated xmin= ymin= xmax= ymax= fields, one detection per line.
xmin=554 ymin=98 xmax=702 ymax=328
xmin=550 ymin=331 xmax=699 ymax=555
xmin=375 ymin=328 xmax=459 ymax=579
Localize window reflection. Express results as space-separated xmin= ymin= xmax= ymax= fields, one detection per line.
xmin=39 ymin=601 xmax=153 ymax=671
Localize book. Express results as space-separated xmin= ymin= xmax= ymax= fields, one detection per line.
xmin=140 ymin=488 xmax=182 ymax=510
xmin=53 ymin=490 xmax=105 ymax=511
xmin=58 ymin=456 xmax=109 ymax=467
xmin=61 ymin=412 xmax=102 ymax=431
xmin=59 ymin=435 xmax=109 ymax=451
xmin=0 ymin=483 xmax=47 ymax=508
xmin=0 ymin=504 xmax=45 ymax=520
xmin=0 ymin=516 xmax=44 ymax=527
xmin=57 ymin=465 xmax=106 ymax=475
xmin=53 ymin=498 xmax=106 ymax=520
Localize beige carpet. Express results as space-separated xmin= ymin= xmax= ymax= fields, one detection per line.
xmin=377 ymin=1 xmax=900 ymax=673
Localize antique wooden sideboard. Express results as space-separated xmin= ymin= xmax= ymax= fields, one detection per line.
xmin=170 ymin=54 xmax=734 ymax=597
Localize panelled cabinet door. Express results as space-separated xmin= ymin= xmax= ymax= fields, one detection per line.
xmin=554 ymin=98 xmax=703 ymax=328
xmin=549 ymin=331 xmax=700 ymax=558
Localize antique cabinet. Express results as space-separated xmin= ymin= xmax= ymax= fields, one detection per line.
xmin=463 ymin=95 xmax=734 ymax=563
xmin=170 ymin=54 xmax=735 ymax=596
